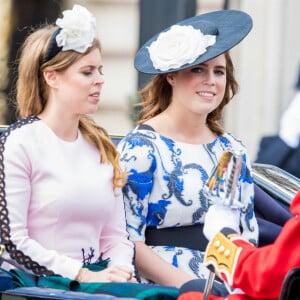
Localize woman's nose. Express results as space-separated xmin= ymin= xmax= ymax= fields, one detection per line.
xmin=203 ymin=72 xmax=216 ymax=85
xmin=95 ymin=72 xmax=104 ymax=85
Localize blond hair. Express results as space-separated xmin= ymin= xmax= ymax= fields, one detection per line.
xmin=16 ymin=25 xmax=126 ymax=188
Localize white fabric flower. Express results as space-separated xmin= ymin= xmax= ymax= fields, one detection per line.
xmin=55 ymin=4 xmax=97 ymax=53
xmin=147 ymin=24 xmax=216 ymax=71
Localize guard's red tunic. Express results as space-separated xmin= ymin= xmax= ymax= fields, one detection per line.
xmin=178 ymin=190 xmax=300 ymax=300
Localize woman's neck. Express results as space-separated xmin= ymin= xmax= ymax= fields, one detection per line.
xmin=145 ymin=110 xmax=217 ymax=144
xmin=38 ymin=109 xmax=79 ymax=142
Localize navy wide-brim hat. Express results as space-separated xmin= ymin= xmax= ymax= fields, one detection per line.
xmin=134 ymin=10 xmax=253 ymax=74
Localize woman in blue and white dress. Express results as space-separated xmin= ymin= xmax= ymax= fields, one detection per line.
xmin=118 ymin=10 xmax=258 ymax=292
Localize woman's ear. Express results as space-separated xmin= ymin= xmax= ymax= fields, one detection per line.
xmin=166 ymin=73 xmax=175 ymax=86
xmin=43 ymin=70 xmax=59 ymax=88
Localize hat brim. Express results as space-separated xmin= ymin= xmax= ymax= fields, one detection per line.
xmin=134 ymin=10 xmax=253 ymax=74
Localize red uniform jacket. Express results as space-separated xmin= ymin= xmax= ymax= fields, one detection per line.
xmin=179 ymin=190 xmax=300 ymax=300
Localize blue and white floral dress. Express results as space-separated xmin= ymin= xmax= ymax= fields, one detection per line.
xmin=118 ymin=125 xmax=258 ymax=282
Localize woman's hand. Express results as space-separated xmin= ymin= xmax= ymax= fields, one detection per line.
xmin=76 ymin=265 xmax=137 ymax=283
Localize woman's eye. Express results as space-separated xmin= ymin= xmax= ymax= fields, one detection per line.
xmin=215 ymin=70 xmax=225 ymax=75
xmin=191 ymin=67 xmax=202 ymax=73
xmin=83 ymin=71 xmax=92 ymax=76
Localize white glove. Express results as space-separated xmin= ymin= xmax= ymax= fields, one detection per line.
xmin=279 ymin=91 xmax=300 ymax=148
xmin=203 ymin=204 xmax=241 ymax=241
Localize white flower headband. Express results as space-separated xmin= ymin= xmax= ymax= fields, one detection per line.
xmin=147 ymin=24 xmax=216 ymax=72
xmin=43 ymin=4 xmax=97 ymax=63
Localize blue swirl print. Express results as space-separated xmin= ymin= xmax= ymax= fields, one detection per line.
xmin=118 ymin=126 xmax=259 ymax=281
xmin=188 ymin=250 xmax=205 ymax=277
xmin=147 ymin=200 xmax=172 ymax=226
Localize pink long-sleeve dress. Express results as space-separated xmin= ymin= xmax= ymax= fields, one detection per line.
xmin=0 ymin=116 xmax=134 ymax=280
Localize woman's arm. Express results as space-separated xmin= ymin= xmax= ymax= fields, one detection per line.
xmin=135 ymin=241 xmax=194 ymax=288
xmin=2 ymin=132 xmax=82 ymax=279
xmin=118 ymin=132 xmax=194 ymax=287
xmin=238 ymin=151 xmax=259 ymax=245
xmin=100 ymin=190 xmax=135 ymax=269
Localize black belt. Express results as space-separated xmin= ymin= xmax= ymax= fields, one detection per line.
xmin=145 ymin=224 xmax=208 ymax=251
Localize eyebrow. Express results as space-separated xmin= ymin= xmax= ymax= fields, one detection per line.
xmin=79 ymin=65 xmax=103 ymax=69
xmin=200 ymin=63 xmax=226 ymax=69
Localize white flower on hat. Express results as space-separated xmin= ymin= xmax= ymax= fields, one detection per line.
xmin=147 ymin=24 xmax=216 ymax=72
xmin=55 ymin=4 xmax=97 ymax=53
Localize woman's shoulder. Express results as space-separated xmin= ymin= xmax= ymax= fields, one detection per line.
xmin=2 ymin=116 xmax=40 ymax=142
xmin=219 ymin=132 xmax=247 ymax=150
xmin=0 ymin=116 xmax=42 ymax=162
xmin=118 ymin=125 xmax=159 ymax=147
